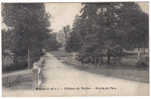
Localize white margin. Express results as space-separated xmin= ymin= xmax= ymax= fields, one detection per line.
xmin=0 ymin=0 xmax=150 ymax=99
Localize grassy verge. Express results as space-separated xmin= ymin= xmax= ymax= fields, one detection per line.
xmin=2 ymin=70 xmax=33 ymax=90
xmin=51 ymin=50 xmax=149 ymax=83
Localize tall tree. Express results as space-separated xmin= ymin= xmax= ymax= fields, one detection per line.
xmin=66 ymin=2 xmax=148 ymax=64
xmin=2 ymin=3 xmax=51 ymax=67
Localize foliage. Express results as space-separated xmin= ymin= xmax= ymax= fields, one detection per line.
xmin=2 ymin=3 xmax=51 ymax=70
xmin=65 ymin=2 xmax=149 ymax=65
xmin=65 ymin=31 xmax=82 ymax=52
xmin=43 ymin=33 xmax=62 ymax=51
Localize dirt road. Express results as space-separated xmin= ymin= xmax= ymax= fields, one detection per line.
xmin=39 ymin=52 xmax=149 ymax=96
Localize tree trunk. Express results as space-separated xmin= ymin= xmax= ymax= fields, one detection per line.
xmin=143 ymin=41 xmax=146 ymax=55
xmin=107 ymin=55 xmax=111 ymax=64
xmin=137 ymin=48 xmax=141 ymax=61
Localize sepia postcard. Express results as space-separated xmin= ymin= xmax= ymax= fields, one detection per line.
xmin=1 ymin=2 xmax=149 ymax=96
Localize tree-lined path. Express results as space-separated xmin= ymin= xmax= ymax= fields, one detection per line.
xmin=3 ymin=51 xmax=149 ymax=96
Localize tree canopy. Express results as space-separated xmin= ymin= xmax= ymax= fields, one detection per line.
xmin=2 ymin=3 xmax=52 ymax=68
xmin=65 ymin=2 xmax=149 ymax=64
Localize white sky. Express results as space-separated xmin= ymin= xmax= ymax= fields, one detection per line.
xmin=45 ymin=3 xmax=82 ymax=32
xmin=137 ymin=2 xmax=149 ymax=14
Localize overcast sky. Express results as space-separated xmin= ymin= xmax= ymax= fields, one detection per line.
xmin=45 ymin=2 xmax=148 ymax=33
xmin=45 ymin=3 xmax=82 ymax=32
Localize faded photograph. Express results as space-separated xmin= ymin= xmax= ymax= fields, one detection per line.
xmin=1 ymin=2 xmax=149 ymax=96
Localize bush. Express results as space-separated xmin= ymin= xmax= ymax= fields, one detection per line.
xmin=136 ymin=56 xmax=149 ymax=67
